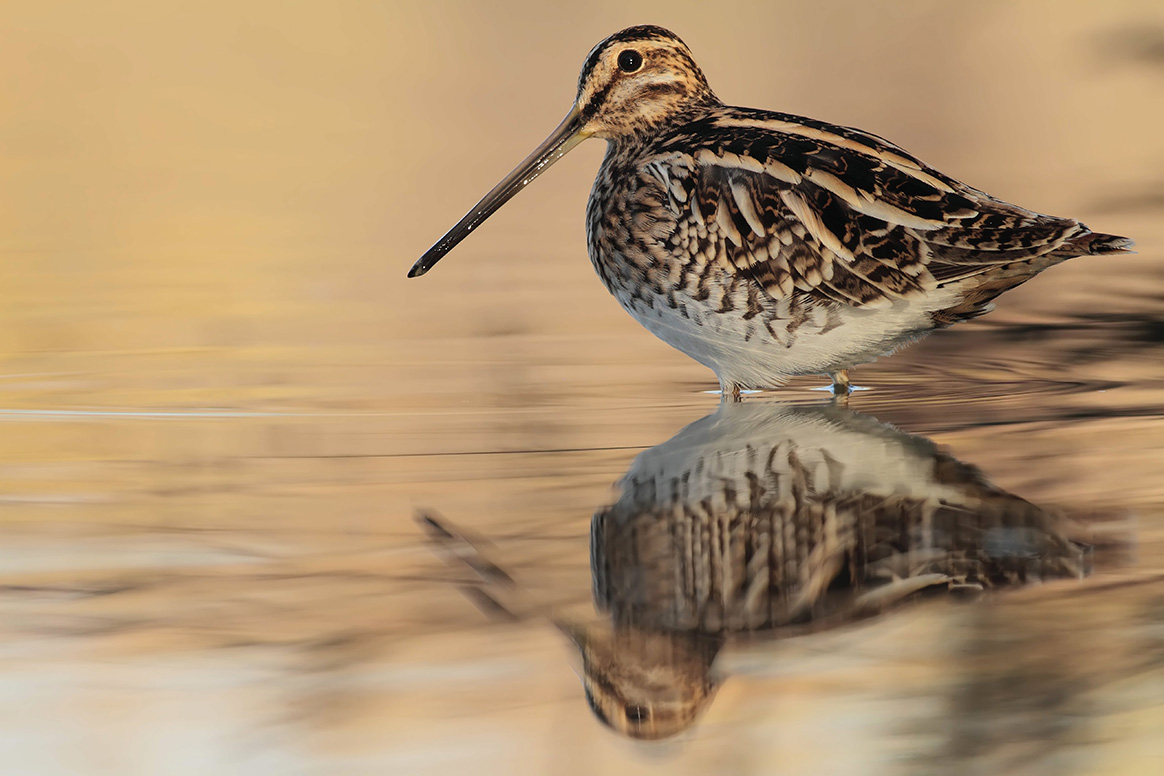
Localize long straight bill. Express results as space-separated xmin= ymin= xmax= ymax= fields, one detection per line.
xmin=408 ymin=105 xmax=588 ymax=278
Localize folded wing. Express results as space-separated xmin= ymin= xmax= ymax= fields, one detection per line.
xmin=646 ymin=110 xmax=1128 ymax=311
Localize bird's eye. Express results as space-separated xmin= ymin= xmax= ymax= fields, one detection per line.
xmin=624 ymin=704 xmax=650 ymax=724
xmin=617 ymin=49 xmax=643 ymax=73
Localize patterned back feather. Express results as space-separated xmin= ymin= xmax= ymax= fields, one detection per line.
xmin=625 ymin=108 xmax=1133 ymax=321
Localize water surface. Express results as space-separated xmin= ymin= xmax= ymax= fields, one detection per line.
xmin=1 ymin=2 xmax=1163 ymax=774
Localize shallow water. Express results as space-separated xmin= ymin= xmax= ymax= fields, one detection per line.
xmin=2 ymin=2 xmax=1164 ymax=774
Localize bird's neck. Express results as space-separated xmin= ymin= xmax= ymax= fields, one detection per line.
xmin=604 ymin=99 xmax=721 ymax=158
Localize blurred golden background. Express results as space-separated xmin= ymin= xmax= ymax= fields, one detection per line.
xmin=2 ymin=0 xmax=1160 ymax=406
xmin=0 ymin=2 xmax=1162 ymax=774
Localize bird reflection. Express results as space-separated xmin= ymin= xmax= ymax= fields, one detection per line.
xmin=421 ymin=399 xmax=1093 ymax=741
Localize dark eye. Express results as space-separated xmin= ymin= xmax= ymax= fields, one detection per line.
xmin=617 ymin=49 xmax=643 ymax=73
xmin=625 ymin=704 xmax=650 ymax=724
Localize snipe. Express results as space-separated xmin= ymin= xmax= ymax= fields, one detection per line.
xmin=408 ymin=25 xmax=1133 ymax=397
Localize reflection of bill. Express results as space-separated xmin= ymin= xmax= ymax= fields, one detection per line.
xmin=422 ymin=400 xmax=1103 ymax=741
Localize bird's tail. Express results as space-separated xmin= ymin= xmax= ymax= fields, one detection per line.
xmin=1070 ymin=230 xmax=1136 ymax=255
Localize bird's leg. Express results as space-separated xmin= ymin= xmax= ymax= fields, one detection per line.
xmin=829 ymin=370 xmax=852 ymax=397
xmin=720 ymin=382 xmax=743 ymax=403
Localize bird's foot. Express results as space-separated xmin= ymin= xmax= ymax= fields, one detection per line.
xmin=829 ymin=370 xmax=853 ymax=397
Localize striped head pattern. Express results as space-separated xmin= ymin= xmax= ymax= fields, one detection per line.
xmin=407 ymin=25 xmax=717 ymax=277
xmin=575 ymin=25 xmax=719 ymax=138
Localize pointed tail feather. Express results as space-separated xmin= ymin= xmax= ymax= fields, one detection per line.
xmin=1072 ymin=230 xmax=1136 ymax=255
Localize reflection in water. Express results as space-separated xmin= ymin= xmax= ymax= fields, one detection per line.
xmin=1 ymin=3 xmax=1159 ymax=771
xmin=425 ymin=399 xmax=1099 ymax=741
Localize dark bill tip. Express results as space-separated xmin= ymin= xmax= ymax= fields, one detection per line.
xmin=407 ymin=234 xmax=459 ymax=277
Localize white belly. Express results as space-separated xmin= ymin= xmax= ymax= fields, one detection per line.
xmin=613 ymin=283 xmax=962 ymax=390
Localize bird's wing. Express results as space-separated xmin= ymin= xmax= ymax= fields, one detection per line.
xmin=646 ymin=109 xmax=1089 ymax=308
